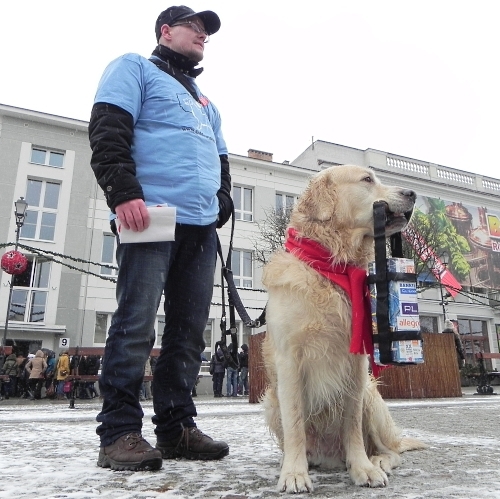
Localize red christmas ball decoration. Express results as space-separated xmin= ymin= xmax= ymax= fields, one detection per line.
xmin=1 ymin=250 xmax=28 ymax=275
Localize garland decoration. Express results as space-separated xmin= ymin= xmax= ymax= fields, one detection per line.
xmin=0 ymin=242 xmax=118 ymax=282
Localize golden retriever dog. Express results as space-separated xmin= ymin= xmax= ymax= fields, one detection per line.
xmin=261 ymin=165 xmax=425 ymax=493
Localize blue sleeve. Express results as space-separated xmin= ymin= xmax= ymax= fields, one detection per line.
xmin=94 ymin=54 xmax=145 ymax=122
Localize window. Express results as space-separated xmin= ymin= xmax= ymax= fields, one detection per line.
xmin=9 ymin=256 xmax=51 ymax=323
xmin=94 ymin=313 xmax=110 ymax=344
xmin=232 ymin=249 xmax=253 ymax=288
xmin=276 ymin=193 xmax=296 ymax=213
xmin=21 ymin=179 xmax=60 ymax=241
xmin=419 ymin=316 xmax=438 ymax=334
xmin=156 ymin=316 xmax=165 ymax=346
xmin=101 ymin=233 xmax=117 ymax=275
xmin=203 ymin=321 xmax=212 ymax=353
xmin=241 ymin=324 xmax=251 ymax=351
xmin=30 ymin=147 xmax=65 ymax=168
xmin=96 ymin=313 xmax=165 ymax=345
xmin=458 ymin=318 xmax=490 ymax=367
xmin=233 ymin=185 xmax=253 ymax=221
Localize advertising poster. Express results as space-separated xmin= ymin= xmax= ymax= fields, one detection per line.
xmin=404 ymin=196 xmax=500 ymax=292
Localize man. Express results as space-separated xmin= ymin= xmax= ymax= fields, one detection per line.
xmin=89 ymin=5 xmax=232 ymax=471
xmin=210 ymin=347 xmax=226 ymax=397
xmin=442 ymin=319 xmax=466 ymax=370
xmin=238 ymin=343 xmax=249 ymax=396
xmin=225 ymin=343 xmax=238 ymax=397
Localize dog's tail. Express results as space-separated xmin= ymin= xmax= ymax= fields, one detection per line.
xmin=398 ymin=437 xmax=428 ymax=453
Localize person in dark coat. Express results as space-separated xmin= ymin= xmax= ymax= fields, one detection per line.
xmin=443 ymin=320 xmax=465 ymax=370
xmin=44 ymin=351 xmax=57 ymax=398
xmin=16 ymin=355 xmax=29 ymax=398
xmin=85 ymin=355 xmax=100 ymax=398
xmin=1 ymin=353 xmax=18 ymax=399
xmin=238 ymin=344 xmax=249 ymax=396
xmin=210 ymin=348 xmax=226 ymax=397
xmin=225 ymin=343 xmax=239 ymax=397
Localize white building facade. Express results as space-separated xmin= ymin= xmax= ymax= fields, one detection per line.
xmin=1 ymin=105 xmax=499 ymax=367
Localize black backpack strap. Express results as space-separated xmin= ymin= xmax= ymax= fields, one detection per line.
xmin=149 ymin=57 xmax=201 ymax=104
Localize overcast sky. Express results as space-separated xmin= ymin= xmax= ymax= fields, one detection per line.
xmin=1 ymin=1 xmax=499 ymax=179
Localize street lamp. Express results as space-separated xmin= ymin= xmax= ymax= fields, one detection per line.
xmin=14 ymin=197 xmax=28 ymax=230
xmin=2 ymin=197 xmax=28 ymax=356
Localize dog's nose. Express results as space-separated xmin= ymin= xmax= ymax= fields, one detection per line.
xmin=401 ymin=189 xmax=416 ymax=202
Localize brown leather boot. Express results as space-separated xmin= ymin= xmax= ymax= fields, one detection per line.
xmin=97 ymin=433 xmax=162 ymax=471
xmin=156 ymin=427 xmax=229 ymax=460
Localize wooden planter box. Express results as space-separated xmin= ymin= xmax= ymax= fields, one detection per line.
xmin=249 ymin=332 xmax=268 ymax=404
xmin=249 ymin=331 xmax=462 ymax=402
xmin=377 ymin=332 xmax=462 ymax=398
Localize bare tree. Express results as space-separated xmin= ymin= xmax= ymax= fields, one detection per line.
xmin=252 ymin=207 xmax=291 ymax=266
xmin=402 ymin=205 xmax=471 ymax=284
xmin=401 ymin=211 xmax=442 ymax=285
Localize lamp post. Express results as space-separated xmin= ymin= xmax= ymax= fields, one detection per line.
xmin=2 ymin=197 xmax=28 ymax=356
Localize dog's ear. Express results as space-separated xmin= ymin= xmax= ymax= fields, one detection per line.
xmin=298 ymin=173 xmax=336 ymax=222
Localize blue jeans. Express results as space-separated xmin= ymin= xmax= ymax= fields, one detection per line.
xmin=226 ymin=366 xmax=238 ymax=396
xmin=96 ymin=223 xmax=217 ymax=447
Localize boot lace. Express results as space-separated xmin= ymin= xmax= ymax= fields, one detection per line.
xmin=177 ymin=427 xmax=207 ymax=450
xmin=124 ymin=433 xmax=146 ymax=449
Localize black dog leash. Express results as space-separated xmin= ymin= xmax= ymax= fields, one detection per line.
xmin=215 ymin=209 xmax=266 ymax=369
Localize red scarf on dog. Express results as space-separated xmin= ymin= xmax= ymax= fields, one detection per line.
xmin=284 ymin=228 xmax=381 ymax=375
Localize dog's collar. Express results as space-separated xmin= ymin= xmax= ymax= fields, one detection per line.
xmin=284 ymin=228 xmax=379 ymax=373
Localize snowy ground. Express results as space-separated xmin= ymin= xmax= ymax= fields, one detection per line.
xmin=1 ymin=387 xmax=499 ymax=499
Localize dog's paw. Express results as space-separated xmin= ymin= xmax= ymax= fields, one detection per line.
xmin=350 ymin=465 xmax=388 ymax=488
xmin=278 ymin=471 xmax=313 ymax=494
xmin=370 ymin=452 xmax=401 ymax=474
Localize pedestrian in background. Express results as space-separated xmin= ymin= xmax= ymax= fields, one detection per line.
xmin=1 ymin=352 xmax=18 ymax=399
xmin=85 ymin=355 xmax=101 ymax=399
xmin=55 ymin=351 xmax=70 ymax=400
xmin=25 ymin=350 xmax=47 ymax=400
xmin=141 ymin=358 xmax=153 ymax=401
xmin=225 ymin=344 xmax=238 ymax=397
xmin=443 ymin=320 xmax=466 ymax=370
xmin=16 ymin=355 xmax=28 ymax=398
xmin=210 ymin=348 xmax=225 ymax=397
xmin=238 ymin=344 xmax=249 ymax=396
xmin=44 ymin=351 xmax=57 ymax=398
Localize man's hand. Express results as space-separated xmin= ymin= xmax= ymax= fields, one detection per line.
xmin=115 ymin=199 xmax=150 ymax=232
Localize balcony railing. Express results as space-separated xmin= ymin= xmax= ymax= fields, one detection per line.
xmin=386 ymin=155 xmax=500 ymax=194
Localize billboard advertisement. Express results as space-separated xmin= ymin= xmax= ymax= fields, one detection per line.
xmin=404 ymin=196 xmax=500 ymax=292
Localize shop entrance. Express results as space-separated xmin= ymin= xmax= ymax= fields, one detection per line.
xmin=6 ymin=339 xmax=42 ymax=357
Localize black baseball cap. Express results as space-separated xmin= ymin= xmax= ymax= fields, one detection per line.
xmin=155 ymin=5 xmax=221 ymax=41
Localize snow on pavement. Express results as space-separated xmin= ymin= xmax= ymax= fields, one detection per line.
xmin=1 ymin=389 xmax=499 ymax=499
